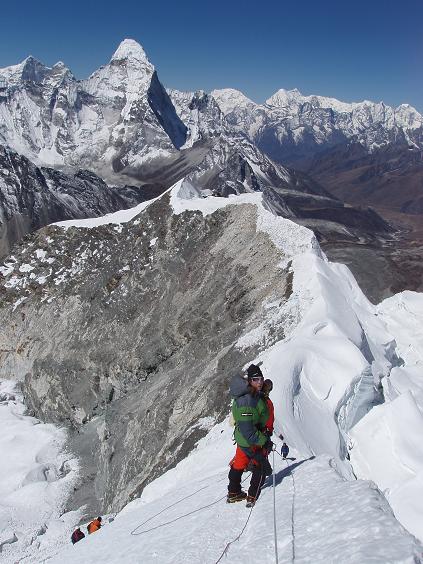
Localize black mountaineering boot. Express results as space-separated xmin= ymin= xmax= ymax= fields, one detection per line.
xmin=246 ymin=495 xmax=256 ymax=508
xmin=227 ymin=491 xmax=247 ymax=503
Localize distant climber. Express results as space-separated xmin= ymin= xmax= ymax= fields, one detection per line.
xmin=87 ymin=516 xmax=102 ymax=534
xmin=281 ymin=442 xmax=289 ymax=459
xmin=227 ymin=364 xmax=272 ymax=507
xmin=71 ymin=527 xmax=85 ymax=544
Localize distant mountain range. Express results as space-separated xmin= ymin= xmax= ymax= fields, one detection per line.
xmin=211 ymin=87 xmax=423 ymax=214
xmin=1 ymin=40 xmax=422 ymax=187
xmin=1 ymin=42 xmax=423 ymax=561
xmin=212 ymin=86 xmax=423 ymax=161
xmin=0 ymin=38 xmax=422 ymax=300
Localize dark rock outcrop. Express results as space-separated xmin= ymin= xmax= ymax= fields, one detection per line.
xmin=0 ymin=146 xmax=149 ymax=259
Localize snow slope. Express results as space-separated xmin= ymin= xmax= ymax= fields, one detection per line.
xmin=0 ymin=380 xmax=80 ymax=563
xmin=49 ymin=422 xmax=422 ymax=564
xmin=2 ymin=180 xmax=423 ymax=562
xmin=53 ymin=196 xmax=159 ymax=228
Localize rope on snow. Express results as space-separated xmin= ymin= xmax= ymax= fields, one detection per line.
xmin=130 ymin=440 xmax=296 ymax=564
xmin=130 ymin=473 xmax=246 ymax=536
xmin=272 ymin=448 xmax=279 ymax=564
xmin=275 ymin=449 xmax=296 ymax=562
xmin=214 ymin=472 xmax=264 ymax=564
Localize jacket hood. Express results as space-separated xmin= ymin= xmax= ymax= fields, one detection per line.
xmin=230 ymin=375 xmax=250 ymax=398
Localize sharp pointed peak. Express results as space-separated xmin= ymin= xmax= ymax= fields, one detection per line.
xmin=19 ymin=55 xmax=46 ymax=69
xmin=111 ymin=39 xmax=151 ymax=64
xmin=23 ymin=55 xmax=38 ymax=63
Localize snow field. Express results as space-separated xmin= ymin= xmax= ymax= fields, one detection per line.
xmin=0 ymin=380 xmax=80 ymax=563
xmin=49 ymin=422 xmax=422 ymax=563
xmin=53 ymin=197 xmax=157 ymax=228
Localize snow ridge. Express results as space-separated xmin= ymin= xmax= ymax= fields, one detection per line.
xmin=1 ymin=181 xmax=423 ymax=562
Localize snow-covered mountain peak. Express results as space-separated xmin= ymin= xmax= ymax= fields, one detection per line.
xmin=265 ymin=88 xmax=423 ymax=130
xmin=394 ymin=103 xmax=423 ymax=127
xmin=111 ymin=38 xmax=151 ymax=66
xmin=266 ymin=87 xmax=360 ymax=113
xmin=265 ymin=87 xmax=303 ymax=108
xmin=211 ymin=88 xmax=256 ymax=115
xmin=21 ymin=55 xmax=39 ymax=65
xmin=0 ymin=55 xmax=46 ymax=85
xmin=84 ymin=38 xmax=155 ymax=103
xmin=0 ymin=55 xmax=72 ymax=87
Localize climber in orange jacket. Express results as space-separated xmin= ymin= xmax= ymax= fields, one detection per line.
xmin=87 ymin=516 xmax=102 ymax=534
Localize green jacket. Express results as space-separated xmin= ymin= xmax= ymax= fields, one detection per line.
xmin=230 ymin=375 xmax=268 ymax=448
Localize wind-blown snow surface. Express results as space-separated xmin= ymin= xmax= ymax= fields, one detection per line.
xmin=350 ymin=291 xmax=423 ymax=541
xmin=0 ymin=380 xmax=80 ymax=563
xmin=49 ymin=423 xmax=422 ymax=564
xmin=2 ymin=180 xmax=423 ymax=562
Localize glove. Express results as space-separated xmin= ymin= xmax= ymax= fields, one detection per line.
xmin=264 ymin=439 xmax=274 ymax=452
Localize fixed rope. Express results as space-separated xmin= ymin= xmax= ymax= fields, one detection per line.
xmin=131 ymin=473 xmax=247 ymax=537
xmin=129 ymin=442 xmax=293 ymax=563
xmin=275 ymin=449 xmax=296 ymax=563
xmin=216 ymin=447 xmax=284 ymax=564
xmin=288 ymin=457 xmax=296 ymax=563
xmin=272 ymin=448 xmax=279 ymax=564
xmin=132 ymin=492 xmax=229 ymax=536
xmin=214 ymin=472 xmax=265 ymax=564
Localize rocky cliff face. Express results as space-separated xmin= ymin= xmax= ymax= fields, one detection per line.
xmin=0 ymin=188 xmax=295 ymax=515
xmin=0 ymin=146 xmax=149 ymax=259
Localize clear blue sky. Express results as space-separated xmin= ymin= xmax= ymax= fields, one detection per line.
xmin=1 ymin=0 xmax=422 ymax=111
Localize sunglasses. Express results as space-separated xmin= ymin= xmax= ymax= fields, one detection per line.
xmin=250 ymin=376 xmax=264 ymax=382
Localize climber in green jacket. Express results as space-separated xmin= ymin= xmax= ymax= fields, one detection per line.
xmin=227 ymin=364 xmax=272 ymax=507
